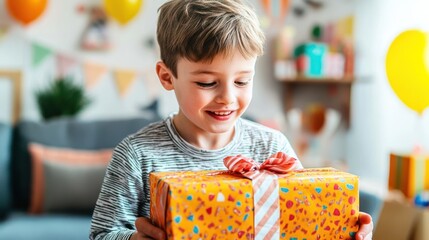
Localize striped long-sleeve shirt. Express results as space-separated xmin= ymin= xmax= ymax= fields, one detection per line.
xmin=89 ymin=115 xmax=301 ymax=240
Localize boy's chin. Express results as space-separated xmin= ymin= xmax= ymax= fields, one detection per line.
xmin=205 ymin=123 xmax=237 ymax=134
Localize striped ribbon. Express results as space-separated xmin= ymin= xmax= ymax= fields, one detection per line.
xmin=224 ymin=152 xmax=299 ymax=240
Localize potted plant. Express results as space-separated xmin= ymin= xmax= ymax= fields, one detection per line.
xmin=35 ymin=76 xmax=91 ymax=120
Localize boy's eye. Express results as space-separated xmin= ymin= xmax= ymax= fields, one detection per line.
xmin=196 ymin=82 xmax=216 ymax=88
xmin=235 ymin=79 xmax=251 ymax=86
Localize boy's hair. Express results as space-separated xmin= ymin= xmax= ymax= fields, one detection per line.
xmin=157 ymin=0 xmax=265 ymax=77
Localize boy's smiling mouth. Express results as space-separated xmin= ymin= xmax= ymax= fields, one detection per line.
xmin=212 ymin=111 xmax=232 ymax=115
xmin=207 ymin=110 xmax=234 ymax=120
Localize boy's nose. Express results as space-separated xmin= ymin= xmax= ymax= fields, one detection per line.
xmin=216 ymin=87 xmax=235 ymax=105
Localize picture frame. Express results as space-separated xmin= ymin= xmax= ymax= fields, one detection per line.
xmin=0 ymin=70 xmax=22 ymax=125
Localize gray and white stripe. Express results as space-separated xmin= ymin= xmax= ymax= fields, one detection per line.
xmin=89 ymin=115 xmax=301 ymax=240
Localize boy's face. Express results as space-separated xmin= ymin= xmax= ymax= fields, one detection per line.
xmin=159 ymin=51 xmax=257 ymax=139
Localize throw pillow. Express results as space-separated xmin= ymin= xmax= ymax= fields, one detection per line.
xmin=12 ymin=117 xmax=159 ymax=211
xmin=28 ymin=143 xmax=113 ymax=214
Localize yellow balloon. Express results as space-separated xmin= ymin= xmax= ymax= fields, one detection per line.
xmin=103 ymin=0 xmax=143 ymax=25
xmin=386 ymin=30 xmax=429 ymax=115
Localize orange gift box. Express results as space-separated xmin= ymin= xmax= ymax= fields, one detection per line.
xmin=150 ymin=168 xmax=359 ymax=239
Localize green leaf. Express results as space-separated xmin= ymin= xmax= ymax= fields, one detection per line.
xmin=35 ymin=76 xmax=91 ymax=120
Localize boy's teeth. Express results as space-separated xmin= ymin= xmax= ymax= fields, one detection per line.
xmin=213 ymin=111 xmax=231 ymax=115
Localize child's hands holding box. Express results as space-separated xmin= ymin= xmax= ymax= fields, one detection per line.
xmin=149 ymin=152 xmax=367 ymax=239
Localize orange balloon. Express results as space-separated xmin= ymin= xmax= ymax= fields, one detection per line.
xmin=6 ymin=0 xmax=48 ymax=25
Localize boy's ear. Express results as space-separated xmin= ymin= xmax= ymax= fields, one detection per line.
xmin=156 ymin=61 xmax=174 ymax=91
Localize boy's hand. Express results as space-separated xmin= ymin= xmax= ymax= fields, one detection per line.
xmin=131 ymin=217 xmax=166 ymax=240
xmin=356 ymin=212 xmax=373 ymax=240
xmin=129 ymin=213 xmax=371 ymax=240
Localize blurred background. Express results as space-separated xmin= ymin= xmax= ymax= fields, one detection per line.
xmin=0 ymin=0 xmax=429 ymax=239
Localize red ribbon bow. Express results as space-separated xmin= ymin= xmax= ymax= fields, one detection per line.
xmin=223 ymin=152 xmax=299 ymax=178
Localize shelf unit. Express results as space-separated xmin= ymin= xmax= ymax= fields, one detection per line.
xmin=279 ymin=77 xmax=354 ymax=128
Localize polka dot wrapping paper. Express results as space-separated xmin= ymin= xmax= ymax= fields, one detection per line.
xmin=150 ymin=168 xmax=359 ymax=239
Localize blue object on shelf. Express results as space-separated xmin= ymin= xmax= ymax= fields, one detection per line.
xmin=294 ymin=42 xmax=327 ymax=78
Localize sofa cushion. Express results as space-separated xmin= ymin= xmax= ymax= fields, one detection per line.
xmin=28 ymin=143 xmax=112 ymax=214
xmin=11 ymin=116 xmax=160 ymax=210
xmin=0 ymin=123 xmax=12 ymax=219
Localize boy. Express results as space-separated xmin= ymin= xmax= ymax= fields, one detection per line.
xmin=90 ymin=0 xmax=373 ymax=239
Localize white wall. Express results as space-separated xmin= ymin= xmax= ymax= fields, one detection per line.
xmin=348 ymin=0 xmax=429 ymax=190
xmin=0 ymin=0 xmax=165 ymax=122
xmin=263 ymin=0 xmax=429 ymax=190
xmin=0 ymin=0 xmax=287 ymax=123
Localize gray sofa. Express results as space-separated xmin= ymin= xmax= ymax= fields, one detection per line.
xmin=0 ymin=116 xmax=160 ymax=240
xmin=0 ymin=116 xmax=382 ymax=240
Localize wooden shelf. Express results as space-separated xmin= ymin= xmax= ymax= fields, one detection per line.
xmin=280 ymin=77 xmax=354 ymax=128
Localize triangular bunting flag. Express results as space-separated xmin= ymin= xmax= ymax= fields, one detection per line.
xmin=32 ymin=42 xmax=52 ymax=67
xmin=261 ymin=0 xmax=272 ymax=16
xmin=84 ymin=62 xmax=108 ymax=89
xmin=56 ymin=53 xmax=78 ymax=78
xmin=113 ymin=69 xmax=137 ymax=97
xmin=337 ymin=16 xmax=354 ymax=39
xmin=260 ymin=0 xmax=290 ymax=24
